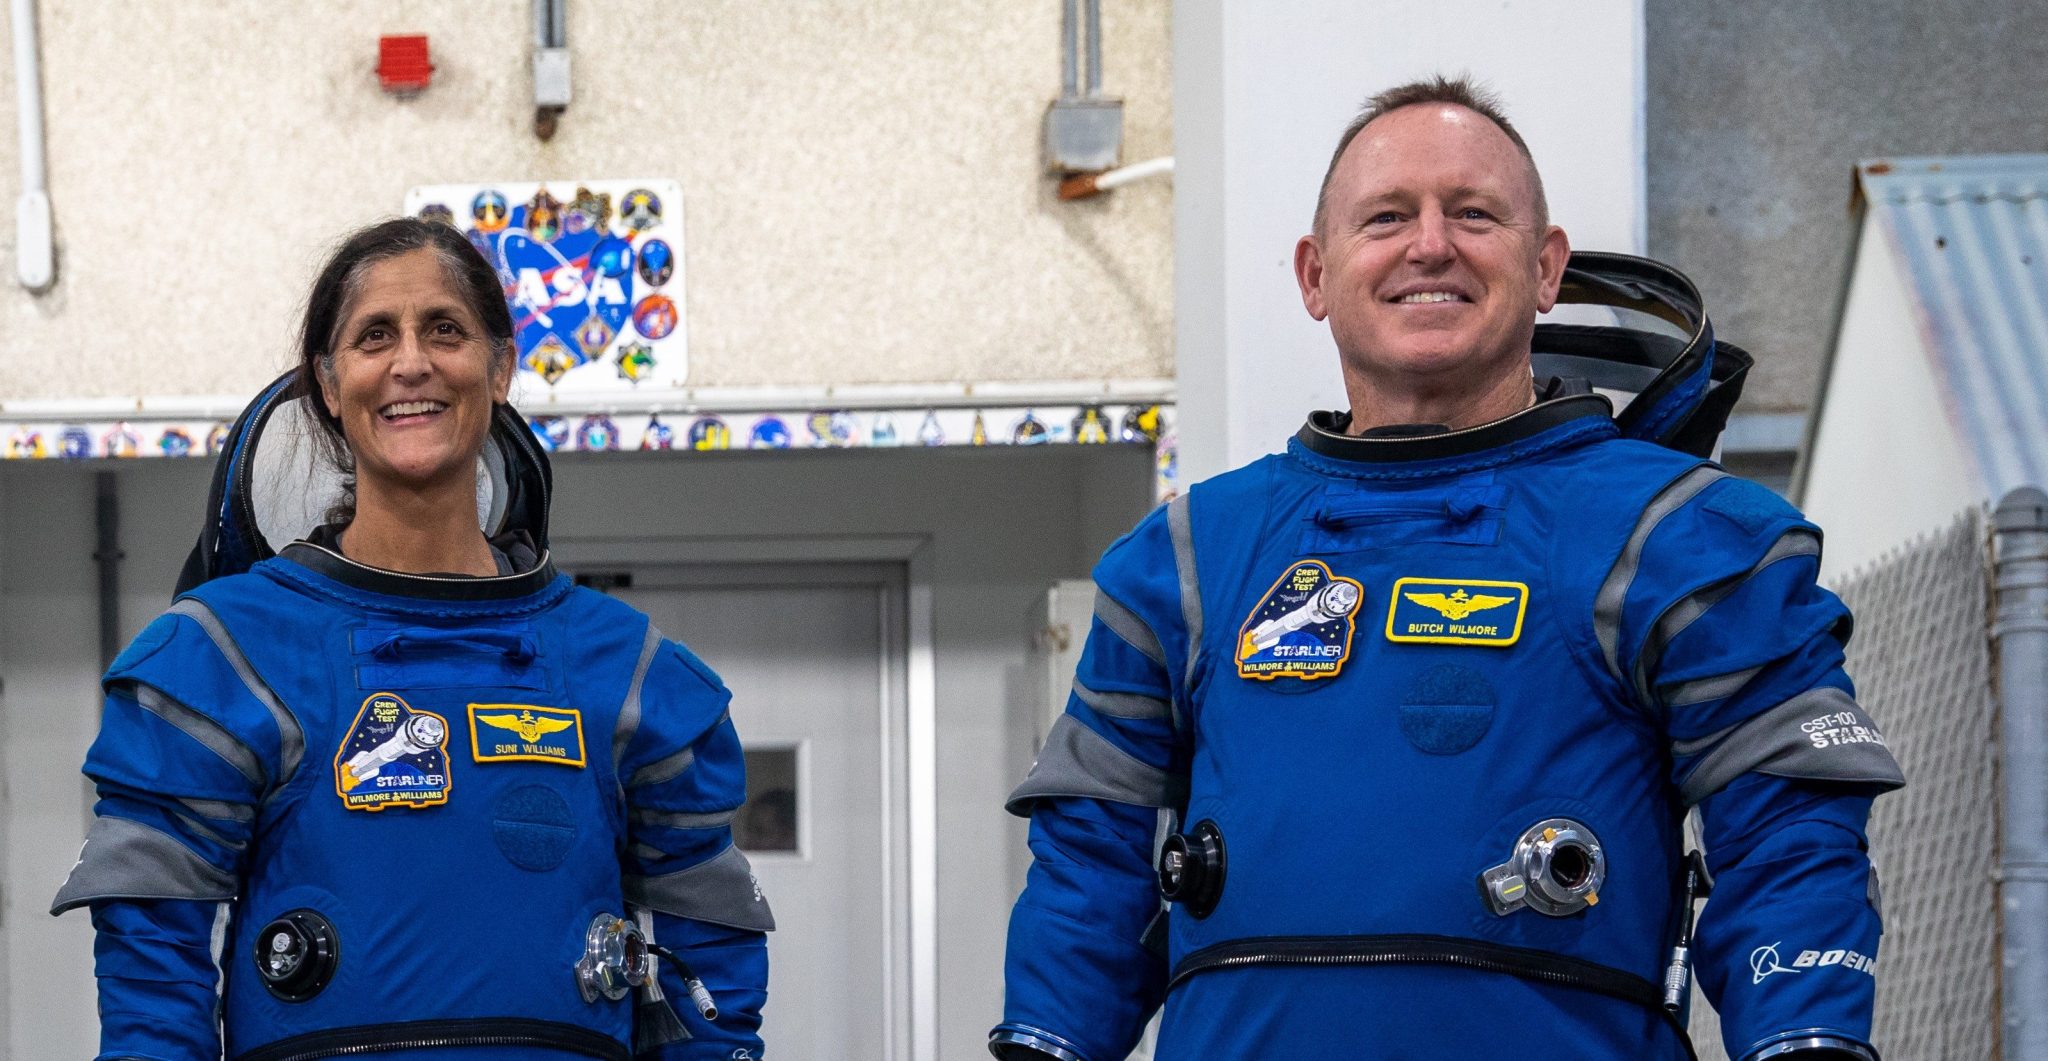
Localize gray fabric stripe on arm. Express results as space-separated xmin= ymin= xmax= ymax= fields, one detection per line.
xmin=625 ymin=843 xmax=776 ymax=932
xmin=1677 ymin=686 xmax=1906 ymax=805
xmin=631 ymin=807 xmax=737 ymax=831
xmin=1663 ymin=666 xmax=1764 ymax=708
xmin=1593 ymin=466 xmax=1729 ymax=688
xmin=179 ymin=798 xmax=255 ymax=823
xmin=1004 ymin=714 xmax=1188 ymax=817
xmin=1094 ymin=591 xmax=1167 ymax=668
xmin=1167 ymin=494 xmax=1204 ymax=692
xmin=1635 ymin=529 xmax=1821 ymax=704
xmin=612 ymin=621 xmax=664 ymax=771
xmin=1073 ymin=679 xmax=1171 ymax=722
xmin=627 ymin=707 xmax=723 ymax=792
xmin=130 ymin=685 xmax=265 ymax=788
xmin=167 ymin=599 xmax=304 ymax=788
xmin=50 ymin=815 xmax=238 ymax=914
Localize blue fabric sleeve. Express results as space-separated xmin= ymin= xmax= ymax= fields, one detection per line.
xmin=1617 ymin=478 xmax=1896 ymax=1056
xmin=624 ymin=641 xmax=770 ymax=1059
xmin=1694 ymin=775 xmax=1881 ymax=1058
xmin=89 ymin=899 xmax=222 ymax=1061
xmin=1001 ymin=509 xmax=1187 ymax=1060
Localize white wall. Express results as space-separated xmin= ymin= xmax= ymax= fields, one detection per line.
xmin=1172 ymin=0 xmax=1647 ymax=482
xmin=0 ymin=1 xmax=1174 ymax=402
xmin=0 ymin=446 xmax=1153 ymax=1058
xmin=1800 ymin=211 xmax=1981 ymax=584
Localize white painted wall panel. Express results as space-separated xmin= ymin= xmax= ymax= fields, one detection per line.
xmin=1802 ymin=212 xmax=1981 ymax=584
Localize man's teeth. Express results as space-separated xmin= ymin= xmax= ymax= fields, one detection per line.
xmin=1397 ymin=292 xmax=1465 ymax=304
xmin=382 ymin=401 xmax=447 ymax=417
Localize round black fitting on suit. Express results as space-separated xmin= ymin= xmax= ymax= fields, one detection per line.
xmin=1158 ymin=819 xmax=1227 ymax=919
xmin=254 ymin=909 xmax=339 ymax=1002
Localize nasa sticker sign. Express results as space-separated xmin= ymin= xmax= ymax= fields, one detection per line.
xmin=404 ymin=179 xmax=688 ymax=392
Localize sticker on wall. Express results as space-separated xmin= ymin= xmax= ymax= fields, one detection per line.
xmin=870 ymin=414 xmax=899 ymax=447
xmin=807 ymin=410 xmax=857 ymax=448
xmin=7 ymin=428 xmax=44 ymax=459
xmin=1123 ymin=405 xmax=1163 ymax=444
xmin=689 ymin=416 xmax=732 ymax=451
xmin=529 ymin=416 xmax=570 ymax=452
xmin=207 ymin=423 xmax=230 ymax=455
xmin=1012 ymin=412 xmax=1049 ymax=445
xmin=60 ymin=426 xmax=93 ymax=459
xmin=615 ymin=342 xmax=656 ymax=384
xmin=970 ymin=412 xmax=989 ymax=446
xmin=749 ymin=417 xmax=792 ymax=449
xmin=918 ymin=411 xmax=945 ymax=446
xmin=1073 ymin=406 xmax=1110 ymax=444
xmin=405 ymin=179 xmax=688 ymax=393
xmin=642 ymin=414 xmax=675 ymax=450
xmin=577 ymin=415 xmax=620 ymax=452
xmin=158 ymin=428 xmax=194 ymax=458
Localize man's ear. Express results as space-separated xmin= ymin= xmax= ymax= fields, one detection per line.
xmin=1295 ymin=235 xmax=1330 ymax=321
xmin=1532 ymin=225 xmax=1571 ymax=314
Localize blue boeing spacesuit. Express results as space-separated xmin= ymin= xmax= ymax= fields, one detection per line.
xmin=53 ymin=379 xmax=772 ymax=1061
xmin=992 ymin=255 xmax=1905 ymax=1061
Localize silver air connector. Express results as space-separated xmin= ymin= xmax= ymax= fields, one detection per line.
xmin=577 ymin=912 xmax=654 ymax=1003
xmin=1479 ymin=817 xmax=1607 ymax=917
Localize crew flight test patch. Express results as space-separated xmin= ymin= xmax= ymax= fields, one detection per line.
xmin=334 ymin=693 xmax=452 ymax=811
xmin=1386 ymin=577 xmax=1528 ymax=647
xmin=1237 ymin=560 xmax=1365 ymax=681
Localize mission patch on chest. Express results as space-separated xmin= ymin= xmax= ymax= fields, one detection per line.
xmin=1386 ymin=577 xmax=1529 ymax=647
xmin=1236 ymin=559 xmax=1365 ymax=681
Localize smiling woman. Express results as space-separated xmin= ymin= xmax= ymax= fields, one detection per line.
xmin=296 ymin=219 xmax=518 ymax=576
xmin=51 ymin=217 xmax=776 ymax=1061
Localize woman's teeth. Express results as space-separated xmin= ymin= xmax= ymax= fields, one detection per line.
xmin=381 ymin=401 xmax=447 ymax=418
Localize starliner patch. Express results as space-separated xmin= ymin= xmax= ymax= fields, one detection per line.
xmin=1236 ymin=559 xmax=1365 ymax=681
xmin=334 ymin=693 xmax=452 ymax=812
xmin=469 ymin=704 xmax=588 ymax=768
xmin=1386 ymin=577 xmax=1529 ymax=647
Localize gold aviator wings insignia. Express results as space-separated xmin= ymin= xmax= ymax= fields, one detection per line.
xmin=478 ymin=711 xmax=575 ymax=743
xmin=1404 ymin=589 xmax=1517 ymax=622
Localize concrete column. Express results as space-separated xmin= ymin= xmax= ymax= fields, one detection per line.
xmin=1173 ymin=0 xmax=1647 ymax=482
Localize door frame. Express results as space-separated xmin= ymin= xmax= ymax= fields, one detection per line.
xmin=550 ymin=533 xmax=936 ymax=1061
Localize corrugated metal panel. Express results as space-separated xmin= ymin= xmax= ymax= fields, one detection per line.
xmin=1860 ymin=154 xmax=2048 ymax=496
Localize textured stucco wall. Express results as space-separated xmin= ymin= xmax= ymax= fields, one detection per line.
xmin=0 ymin=1 xmax=1172 ymax=402
xmin=1648 ymin=0 xmax=2048 ymax=412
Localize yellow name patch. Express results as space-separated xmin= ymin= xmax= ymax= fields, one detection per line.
xmin=468 ymin=704 xmax=588 ymax=768
xmin=1385 ymin=578 xmax=1529 ymax=647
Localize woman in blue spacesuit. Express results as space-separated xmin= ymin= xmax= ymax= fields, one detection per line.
xmin=54 ymin=218 xmax=772 ymax=1061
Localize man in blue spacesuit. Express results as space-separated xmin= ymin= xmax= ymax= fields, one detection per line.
xmin=990 ymin=77 xmax=1903 ymax=1060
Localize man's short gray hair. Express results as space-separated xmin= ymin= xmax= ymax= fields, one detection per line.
xmin=1312 ymin=74 xmax=1549 ymax=236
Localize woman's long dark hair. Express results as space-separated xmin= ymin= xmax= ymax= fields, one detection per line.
xmin=291 ymin=217 xmax=516 ymax=521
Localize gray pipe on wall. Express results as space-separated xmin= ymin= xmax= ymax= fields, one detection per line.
xmin=1996 ymin=485 xmax=2048 ymax=1060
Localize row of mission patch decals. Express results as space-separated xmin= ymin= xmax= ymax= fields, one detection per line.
xmin=334 ymin=693 xmax=588 ymax=812
xmin=1236 ymin=561 xmax=1531 ymax=681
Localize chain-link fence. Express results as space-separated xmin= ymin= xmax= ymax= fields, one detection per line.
xmin=1689 ymin=509 xmax=1997 ymax=1059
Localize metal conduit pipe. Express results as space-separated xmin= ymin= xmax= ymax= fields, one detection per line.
xmin=12 ymin=0 xmax=53 ymax=291
xmin=1995 ymin=485 xmax=2048 ymax=1060
xmin=1060 ymin=0 xmax=1079 ymax=98
xmin=1083 ymin=0 xmax=1102 ymax=97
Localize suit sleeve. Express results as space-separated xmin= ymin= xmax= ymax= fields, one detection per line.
xmin=619 ymin=637 xmax=773 ymax=1060
xmin=52 ymin=605 xmax=298 ymax=1061
xmin=1607 ymin=472 xmax=1903 ymax=1060
xmin=996 ymin=502 xmax=1196 ymax=1061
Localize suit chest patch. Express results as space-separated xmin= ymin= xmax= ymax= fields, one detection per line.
xmin=468 ymin=704 xmax=588 ymax=768
xmin=334 ymin=693 xmax=452 ymax=811
xmin=1236 ymin=560 xmax=1365 ymax=681
xmin=1386 ymin=577 xmax=1529 ymax=647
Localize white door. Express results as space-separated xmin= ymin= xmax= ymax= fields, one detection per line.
xmin=590 ymin=562 xmax=905 ymax=1060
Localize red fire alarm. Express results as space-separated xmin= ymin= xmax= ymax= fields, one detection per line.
xmin=377 ymin=35 xmax=433 ymax=96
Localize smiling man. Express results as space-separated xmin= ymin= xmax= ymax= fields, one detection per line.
xmin=991 ymin=78 xmax=1901 ymax=1061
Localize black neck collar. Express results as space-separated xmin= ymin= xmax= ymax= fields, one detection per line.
xmin=281 ymin=525 xmax=559 ymax=602
xmin=1296 ymin=392 xmax=1613 ymax=464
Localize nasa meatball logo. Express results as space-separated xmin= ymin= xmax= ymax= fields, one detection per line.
xmin=1236 ymin=560 xmax=1365 ymax=681
xmin=333 ymin=693 xmax=453 ymax=812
